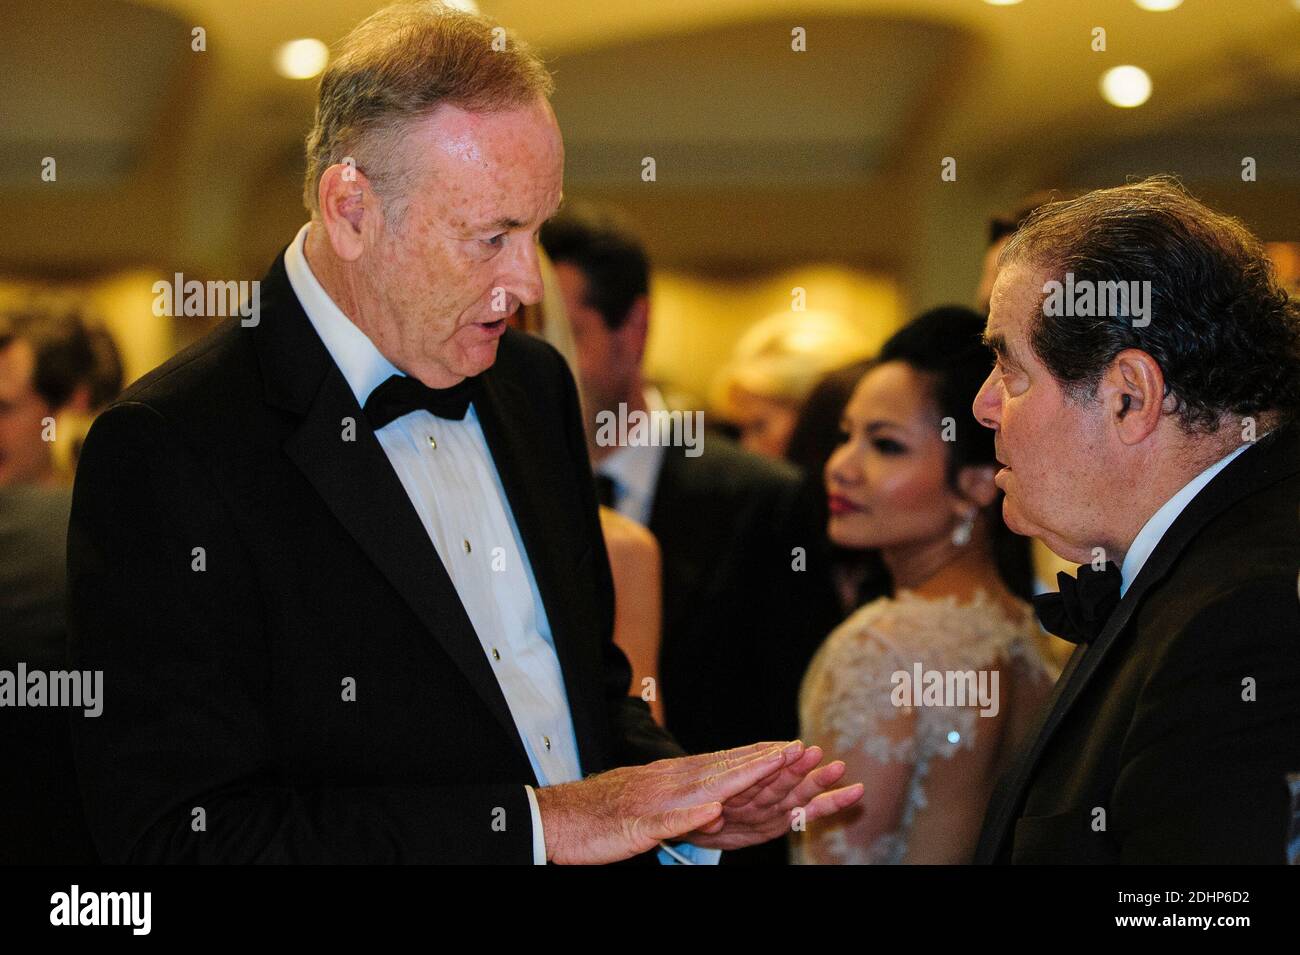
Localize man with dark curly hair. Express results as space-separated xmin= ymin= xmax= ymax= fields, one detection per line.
xmin=972 ymin=176 xmax=1300 ymax=864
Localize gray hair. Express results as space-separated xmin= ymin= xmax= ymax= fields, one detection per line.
xmin=302 ymin=1 xmax=554 ymax=227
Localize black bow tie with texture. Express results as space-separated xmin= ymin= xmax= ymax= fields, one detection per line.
xmin=363 ymin=374 xmax=480 ymax=429
xmin=1031 ymin=561 xmax=1122 ymax=645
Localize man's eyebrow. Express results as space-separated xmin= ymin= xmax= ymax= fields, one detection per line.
xmin=983 ymin=331 xmax=1017 ymax=364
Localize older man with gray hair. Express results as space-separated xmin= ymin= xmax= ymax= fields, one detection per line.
xmin=972 ymin=177 xmax=1300 ymax=863
xmin=67 ymin=1 xmax=861 ymax=864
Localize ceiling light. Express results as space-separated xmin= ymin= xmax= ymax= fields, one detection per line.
xmin=276 ymin=38 xmax=329 ymax=80
xmin=1100 ymin=65 xmax=1152 ymax=108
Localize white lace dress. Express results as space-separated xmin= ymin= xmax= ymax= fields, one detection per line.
xmin=793 ymin=589 xmax=1048 ymax=864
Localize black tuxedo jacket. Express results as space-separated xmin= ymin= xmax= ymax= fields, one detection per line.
xmin=67 ymin=250 xmax=683 ymax=864
xmin=976 ymin=419 xmax=1300 ymax=864
xmin=649 ymin=438 xmax=841 ymax=757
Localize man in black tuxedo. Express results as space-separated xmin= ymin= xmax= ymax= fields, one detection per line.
xmin=66 ymin=2 xmax=860 ymax=865
xmin=540 ymin=206 xmax=842 ymax=760
xmin=971 ymin=177 xmax=1300 ymax=863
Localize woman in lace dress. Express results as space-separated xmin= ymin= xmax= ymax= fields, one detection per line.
xmin=794 ymin=307 xmax=1056 ymax=864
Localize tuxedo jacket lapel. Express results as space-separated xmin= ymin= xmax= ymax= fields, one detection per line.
xmin=979 ymin=421 xmax=1300 ymax=860
xmin=253 ymin=252 xmax=530 ymax=767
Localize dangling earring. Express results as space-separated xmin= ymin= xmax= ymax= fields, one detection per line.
xmin=951 ymin=509 xmax=976 ymax=547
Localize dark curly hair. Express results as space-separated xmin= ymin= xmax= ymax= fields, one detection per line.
xmin=1000 ymin=175 xmax=1300 ymax=433
xmin=877 ymin=306 xmax=1035 ymax=603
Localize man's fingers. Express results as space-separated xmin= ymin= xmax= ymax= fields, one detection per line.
xmin=694 ymin=746 xmax=789 ymax=802
xmin=795 ymin=783 xmax=864 ymax=824
xmin=778 ymin=759 xmax=848 ymax=812
xmin=647 ymin=801 xmax=724 ymax=844
xmin=725 ymin=746 xmax=825 ymax=813
xmin=667 ymin=742 xmax=788 ymax=772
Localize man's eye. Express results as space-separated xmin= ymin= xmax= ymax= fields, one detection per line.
xmin=482 ymin=233 xmax=505 ymax=249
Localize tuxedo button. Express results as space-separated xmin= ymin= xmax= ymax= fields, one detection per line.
xmin=462 ymin=539 xmax=472 ymax=554
xmin=427 ymin=434 xmax=437 ymax=449
xmin=491 ymin=647 xmax=500 ymax=661
xmin=543 ymin=735 xmax=552 ymax=751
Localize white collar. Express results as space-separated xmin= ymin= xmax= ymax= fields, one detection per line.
xmin=1119 ymin=439 xmax=1254 ymax=595
xmin=283 ymin=222 xmax=402 ymax=408
xmin=595 ymin=387 xmax=670 ymax=507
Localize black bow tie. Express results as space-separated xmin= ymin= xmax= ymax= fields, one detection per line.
xmin=1031 ymin=561 xmax=1122 ymax=645
xmin=363 ymin=374 xmax=480 ymax=430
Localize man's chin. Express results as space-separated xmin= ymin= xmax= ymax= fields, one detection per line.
xmin=460 ymin=338 xmax=502 ymax=376
xmin=1000 ymin=495 xmax=1037 ymax=540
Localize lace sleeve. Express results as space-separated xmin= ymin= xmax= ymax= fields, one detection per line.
xmin=800 ymin=602 xmax=923 ymax=765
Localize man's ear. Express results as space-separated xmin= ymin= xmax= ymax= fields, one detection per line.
xmin=317 ymin=163 xmax=382 ymax=262
xmin=1100 ymin=348 xmax=1165 ymax=446
xmin=955 ymin=463 xmax=998 ymax=510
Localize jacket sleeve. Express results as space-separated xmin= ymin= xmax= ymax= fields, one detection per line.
xmin=67 ymin=400 xmax=534 ymax=863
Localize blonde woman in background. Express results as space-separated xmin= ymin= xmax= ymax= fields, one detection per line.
xmin=713 ymin=309 xmax=874 ymax=460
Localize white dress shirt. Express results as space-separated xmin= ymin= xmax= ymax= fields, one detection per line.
xmin=594 ymin=387 xmax=669 ymax=524
xmin=285 ymin=224 xmax=714 ymax=864
xmin=1119 ymin=439 xmax=1255 ymax=596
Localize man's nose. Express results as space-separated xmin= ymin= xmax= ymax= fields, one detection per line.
xmin=503 ymin=238 xmax=545 ymax=307
xmin=972 ymin=367 xmax=1001 ymax=430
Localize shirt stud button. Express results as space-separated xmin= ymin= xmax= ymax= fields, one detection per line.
xmin=462 ymin=539 xmax=471 ymax=554
xmin=491 ymin=648 xmax=500 ymax=661
xmin=427 ymin=435 xmax=437 ymax=449
xmin=543 ymin=735 xmax=552 ymax=751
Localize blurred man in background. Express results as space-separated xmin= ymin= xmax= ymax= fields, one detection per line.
xmin=542 ymin=206 xmax=843 ymax=863
xmin=0 ymin=303 xmax=118 ymax=863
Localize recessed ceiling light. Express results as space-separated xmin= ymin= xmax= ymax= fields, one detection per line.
xmin=1134 ymin=0 xmax=1184 ymax=10
xmin=1101 ymin=65 xmax=1152 ymax=107
xmin=983 ymin=0 xmax=1025 ymax=6
xmin=276 ymin=38 xmax=329 ymax=80
xmin=444 ymin=0 xmax=481 ymax=11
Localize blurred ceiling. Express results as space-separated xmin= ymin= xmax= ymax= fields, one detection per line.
xmin=2 ymin=0 xmax=1298 ymax=299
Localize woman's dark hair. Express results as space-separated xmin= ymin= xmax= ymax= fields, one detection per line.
xmin=876 ymin=306 xmax=1036 ymax=602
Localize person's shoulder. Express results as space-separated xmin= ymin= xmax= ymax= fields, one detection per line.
xmin=829 ymin=590 xmax=1037 ymax=664
xmin=673 ymin=431 xmax=802 ymax=498
xmin=114 ymin=318 xmax=255 ymax=422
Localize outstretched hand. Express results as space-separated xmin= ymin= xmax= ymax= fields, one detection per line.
xmin=679 ymin=741 xmax=863 ymax=851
